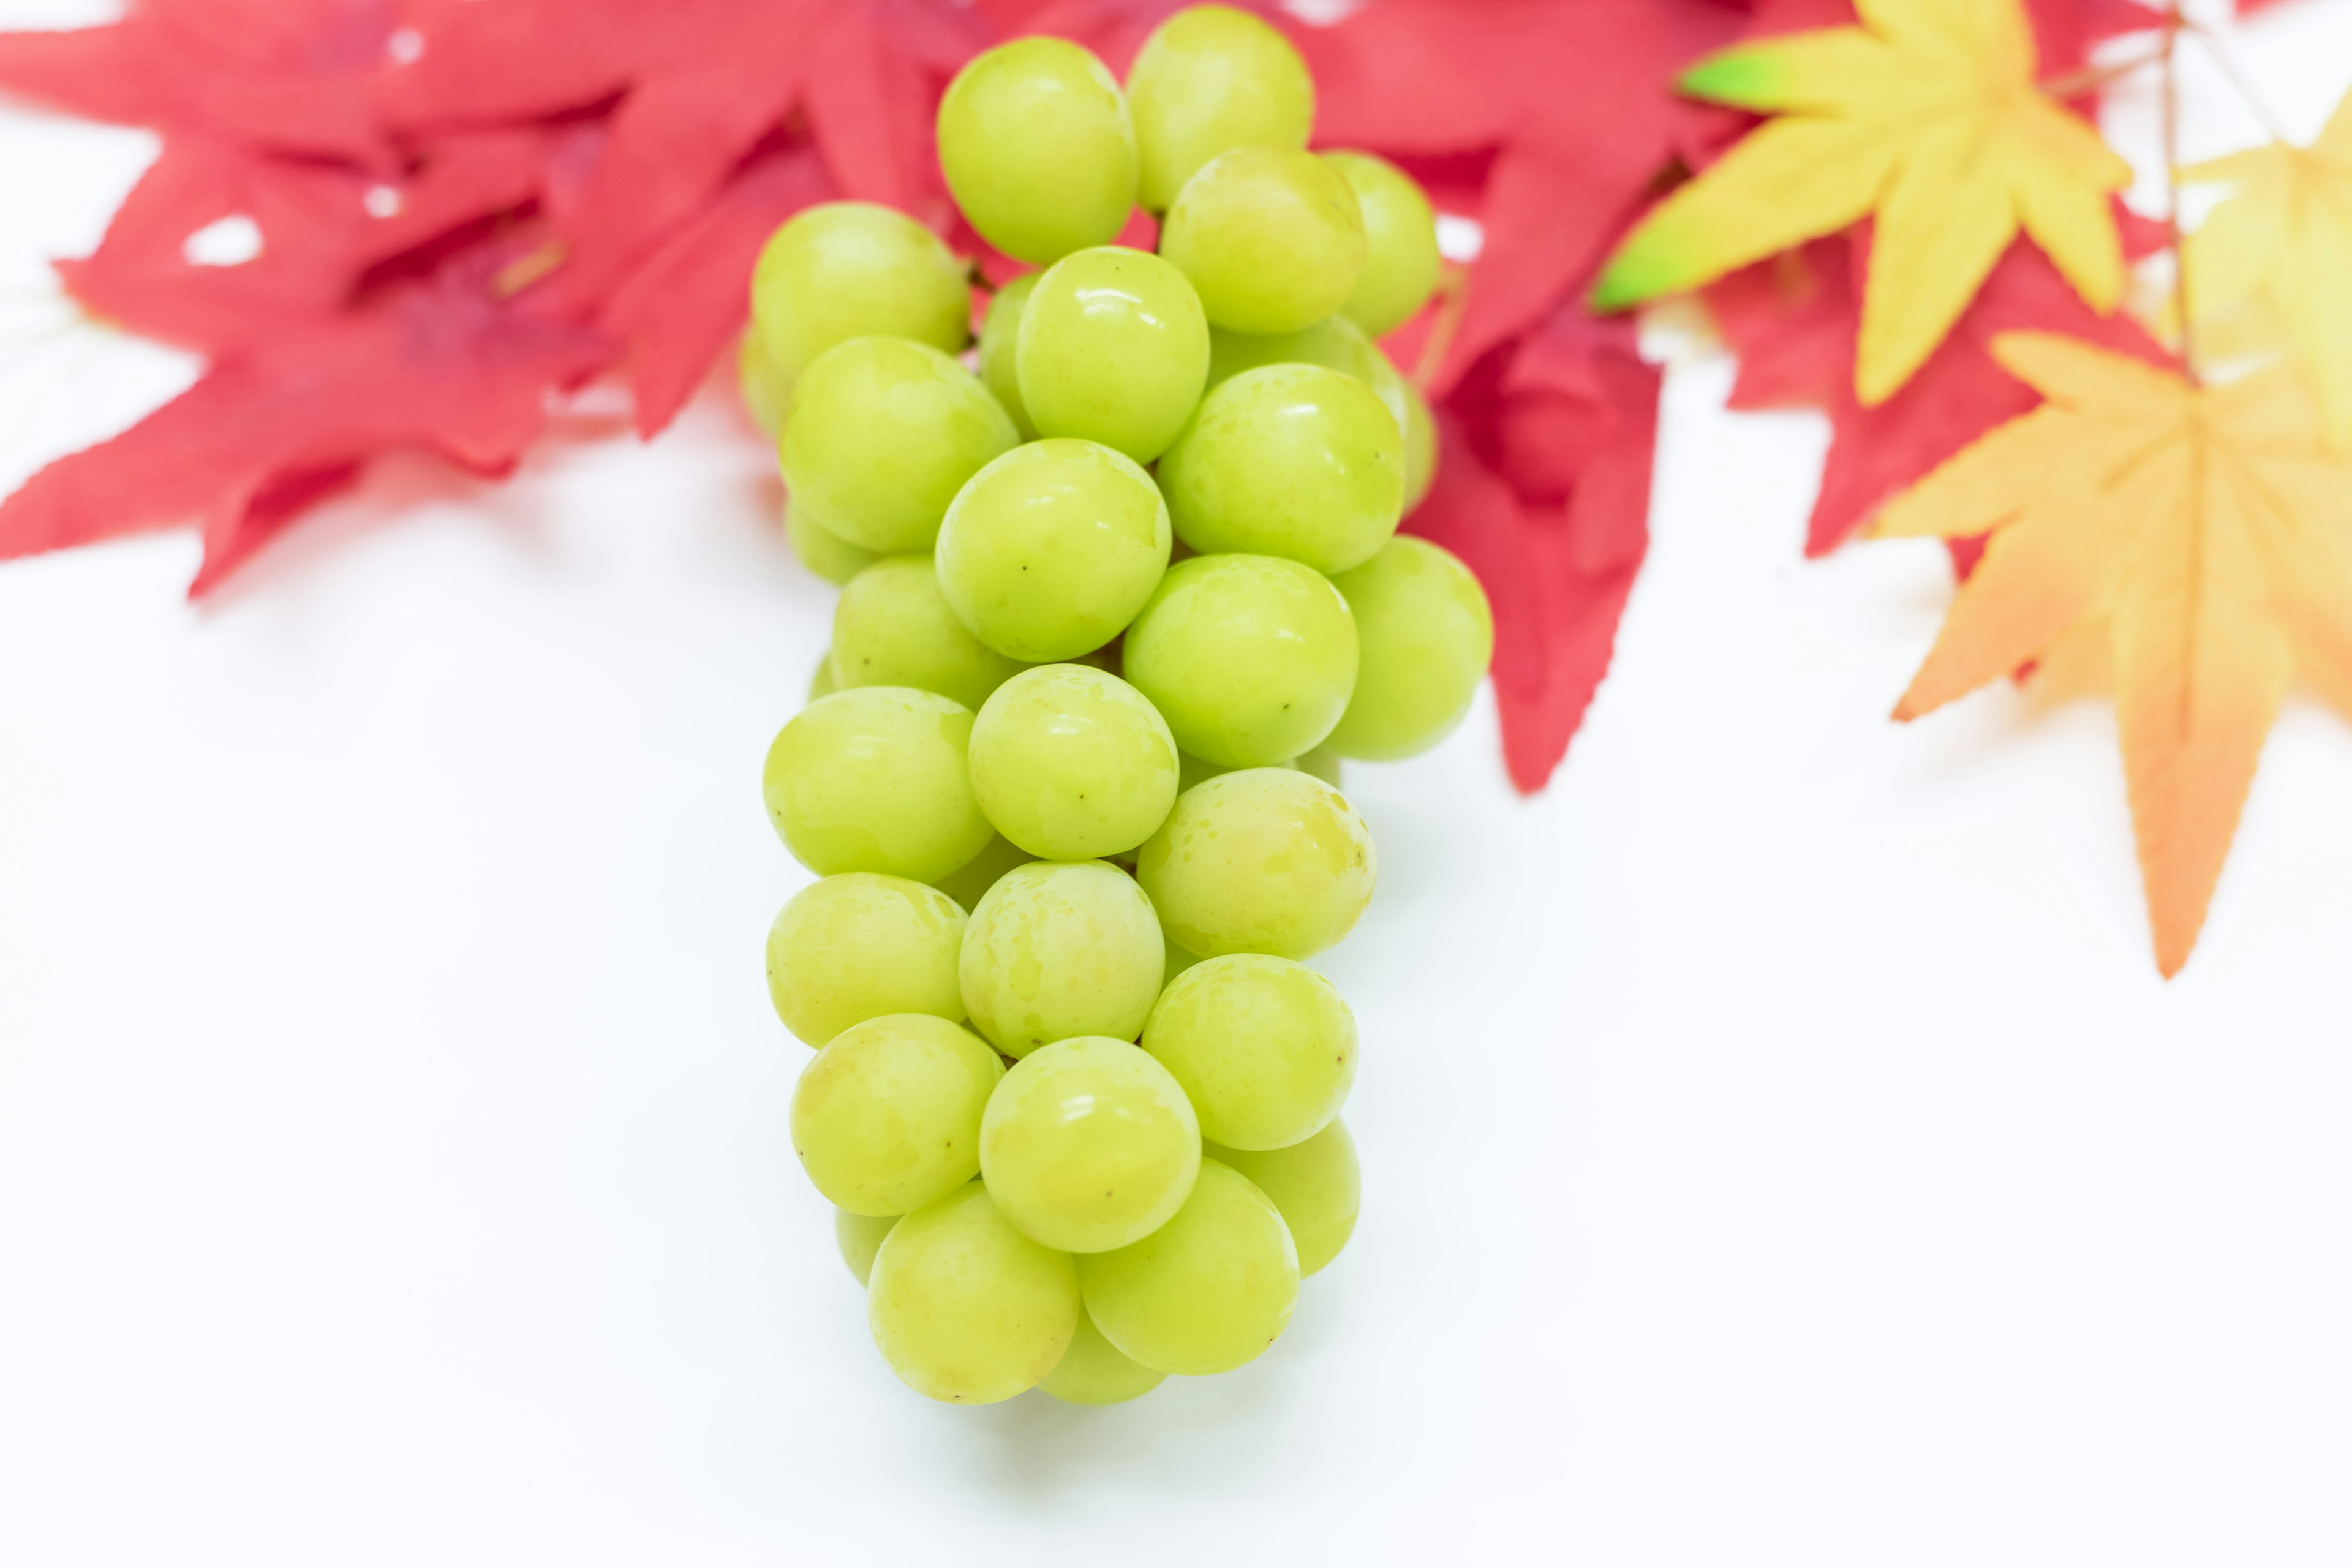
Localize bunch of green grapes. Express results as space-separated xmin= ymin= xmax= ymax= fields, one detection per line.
xmin=745 ymin=5 xmax=1493 ymax=1408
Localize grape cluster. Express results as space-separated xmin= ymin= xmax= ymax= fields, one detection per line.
xmin=747 ymin=5 xmax=1493 ymax=1407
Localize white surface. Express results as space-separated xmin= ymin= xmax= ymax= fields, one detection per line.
xmin=4 ymin=6 xmax=2351 ymax=1564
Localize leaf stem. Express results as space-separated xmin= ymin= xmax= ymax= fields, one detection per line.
xmin=2163 ymin=2 xmax=2198 ymax=386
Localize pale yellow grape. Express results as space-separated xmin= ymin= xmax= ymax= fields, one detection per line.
xmin=981 ymin=1036 xmax=1201 ymax=1252
xmin=1293 ymin=744 xmax=1342 ymax=787
xmin=1208 ymin=1118 xmax=1359 ymax=1277
xmin=978 ymin=273 xmax=1041 ymax=439
xmin=786 ymin=500 xmax=878 ymax=586
xmin=1323 ymin=151 xmax=1442 ymax=338
xmin=969 ymin=665 xmax=1178 ymax=860
xmin=739 ymin=328 xmax=787 ymax=439
xmin=765 ymin=873 xmax=967 ymax=1047
xmin=1135 ymin=767 xmax=1375 ymax=959
xmin=1142 ymin=954 xmax=1355 ymax=1150
xmin=763 ymin=687 xmax=994 ymax=881
xmin=1156 ymin=363 xmax=1403 ymax=574
xmin=1017 ymin=247 xmax=1208 ymax=464
xmin=832 ymin=554 xmax=1027 ymax=712
xmin=1126 ymin=5 xmax=1314 ymax=212
xmin=935 ymin=439 xmax=1171 ymax=663
xmin=1324 ymin=536 xmax=1494 ymax=760
xmin=1078 ymin=1158 xmax=1298 ymax=1375
xmin=1039 ymin=1308 xmax=1166 ymax=1404
xmin=939 ymin=37 xmax=1137 ymax=265
xmin=960 ymin=861 xmax=1164 ymax=1055
xmin=1400 ymin=375 xmax=1436 ymax=511
xmin=836 ymin=1209 xmax=899 ymax=1285
xmin=1159 ymin=147 xmax=1365 ymax=334
xmin=1121 ymin=554 xmax=1358 ymax=767
xmin=1204 ymin=314 xmax=1432 ymax=510
xmin=752 ymin=202 xmax=970 ymax=383
xmin=929 ymin=833 xmax=1037 ymax=914
xmin=781 ymin=337 xmax=1017 ymax=554
xmin=869 ymin=1182 xmax=1080 ymax=1404
xmin=809 ymin=654 xmax=837 ymax=704
xmin=790 ymin=1014 xmax=1002 ymax=1215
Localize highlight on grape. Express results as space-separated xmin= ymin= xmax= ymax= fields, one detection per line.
xmin=749 ymin=3 xmax=1493 ymax=1406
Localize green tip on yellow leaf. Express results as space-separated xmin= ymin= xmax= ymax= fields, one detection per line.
xmin=1588 ymin=247 xmax=1670 ymax=314
xmin=1679 ymin=49 xmax=1784 ymax=107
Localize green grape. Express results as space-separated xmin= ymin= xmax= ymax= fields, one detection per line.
xmin=763 ymin=687 xmax=995 ymax=881
xmin=960 ymin=860 xmax=1163 ymax=1056
xmin=1017 ymin=247 xmax=1209 ymax=464
xmin=1126 ymin=5 xmax=1314 ymax=213
xmin=1400 ymin=374 xmax=1436 ymax=512
xmin=978 ymin=273 xmax=1041 ymax=439
xmin=832 ymin=554 xmax=1027 ymax=712
xmin=869 ymin=1181 xmax=1080 ymax=1404
xmin=1135 ymin=767 xmax=1375 ymax=959
xmin=935 ymin=439 xmax=1172 ymax=663
xmin=929 ymin=833 xmax=1037 ymax=914
xmin=740 ymin=328 xmax=788 ymax=439
xmin=790 ymin=1014 xmax=1003 ymax=1215
xmin=1323 ymin=536 xmax=1494 ymax=760
xmin=786 ymin=501 xmax=878 ymax=587
xmin=939 ymin=37 xmax=1138 ymax=265
xmin=1159 ymin=147 xmax=1365 ymax=334
xmin=1157 ymin=363 xmax=1403 ymax=574
xmin=1122 ymin=554 xmax=1358 ymax=767
xmin=809 ymin=653 xmax=837 ymax=705
xmin=766 ymin=873 xmax=968 ymax=1047
xmin=1040 ymin=1308 xmax=1166 ymax=1404
xmin=751 ymin=202 xmax=971 ymax=384
xmin=1204 ymin=313 xmax=1433 ymax=510
xmin=1142 ymin=954 xmax=1355 ymax=1150
xmin=1323 ymin=151 xmax=1442 ymax=338
xmin=968 ymin=665 xmax=1179 ymax=861
xmin=1208 ymin=1118 xmax=1359 ymax=1277
xmin=980 ymin=1035 xmax=1201 ymax=1252
xmin=781 ymin=337 xmax=1018 ymax=554
xmin=1292 ymin=744 xmax=1342 ymax=788
xmin=1077 ymin=1158 xmax=1298 ymax=1375
xmin=837 ymin=1208 xmax=900 ymax=1286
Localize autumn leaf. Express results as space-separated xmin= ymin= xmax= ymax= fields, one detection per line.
xmin=1871 ymin=333 xmax=2352 ymax=976
xmin=1594 ymin=0 xmax=2130 ymax=405
xmin=2182 ymin=86 xmax=2352 ymax=451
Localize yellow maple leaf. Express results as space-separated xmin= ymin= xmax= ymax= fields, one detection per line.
xmin=2182 ymin=87 xmax=2352 ymax=451
xmin=1871 ymin=333 xmax=2352 ymax=978
xmin=1591 ymin=0 xmax=2129 ymax=406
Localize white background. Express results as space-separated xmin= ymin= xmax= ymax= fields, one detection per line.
xmin=4 ymin=2 xmax=2351 ymax=1563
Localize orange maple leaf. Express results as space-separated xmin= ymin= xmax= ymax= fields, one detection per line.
xmin=1872 ymin=333 xmax=2352 ymax=976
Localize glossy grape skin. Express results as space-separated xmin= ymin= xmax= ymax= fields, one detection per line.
xmin=869 ymin=1182 xmax=1080 ymax=1404
xmin=1323 ymin=536 xmax=1494 ymax=760
xmin=1135 ymin=768 xmax=1376 ymax=959
xmin=1142 ymin=954 xmax=1355 ymax=1150
xmin=740 ymin=328 xmax=787 ymax=439
xmin=1159 ymin=147 xmax=1365 ymax=334
xmin=1205 ymin=315 xmax=1432 ymax=511
xmin=962 ymin=869 xmax=1159 ymax=1050
xmin=763 ymin=687 xmax=995 ymax=882
xmin=831 ymin=555 xmax=1027 ymax=712
xmin=1157 ymin=363 xmax=1403 ymax=574
xmin=751 ymin=203 xmax=971 ymax=384
xmin=790 ymin=1014 xmax=1003 ymax=1216
xmin=980 ymin=1036 xmax=1202 ymax=1253
xmin=1121 ymin=554 xmax=1358 ymax=768
xmin=836 ymin=1209 xmax=900 ymax=1285
xmin=959 ymin=861 xmax=1164 ymax=1056
xmin=766 ymin=873 xmax=968 ymax=1047
xmin=781 ymin=337 xmax=1018 ymax=554
xmin=939 ymin=37 xmax=1138 ymax=265
xmin=1208 ymin=1118 xmax=1359 ymax=1277
xmin=786 ymin=501 xmax=878 ymax=586
xmin=1077 ymin=1158 xmax=1298 ymax=1376
xmin=1125 ymin=5 xmax=1314 ymax=213
xmin=1039 ymin=1308 xmax=1165 ymax=1404
xmin=969 ymin=665 xmax=1179 ymax=861
xmin=935 ymin=439 xmax=1172 ymax=663
xmin=929 ymin=833 xmax=1037 ymax=914
xmin=1017 ymin=247 xmax=1209 ymax=464
xmin=1324 ymin=151 xmax=1442 ymax=338
xmin=978 ymin=273 xmax=1041 ymax=439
